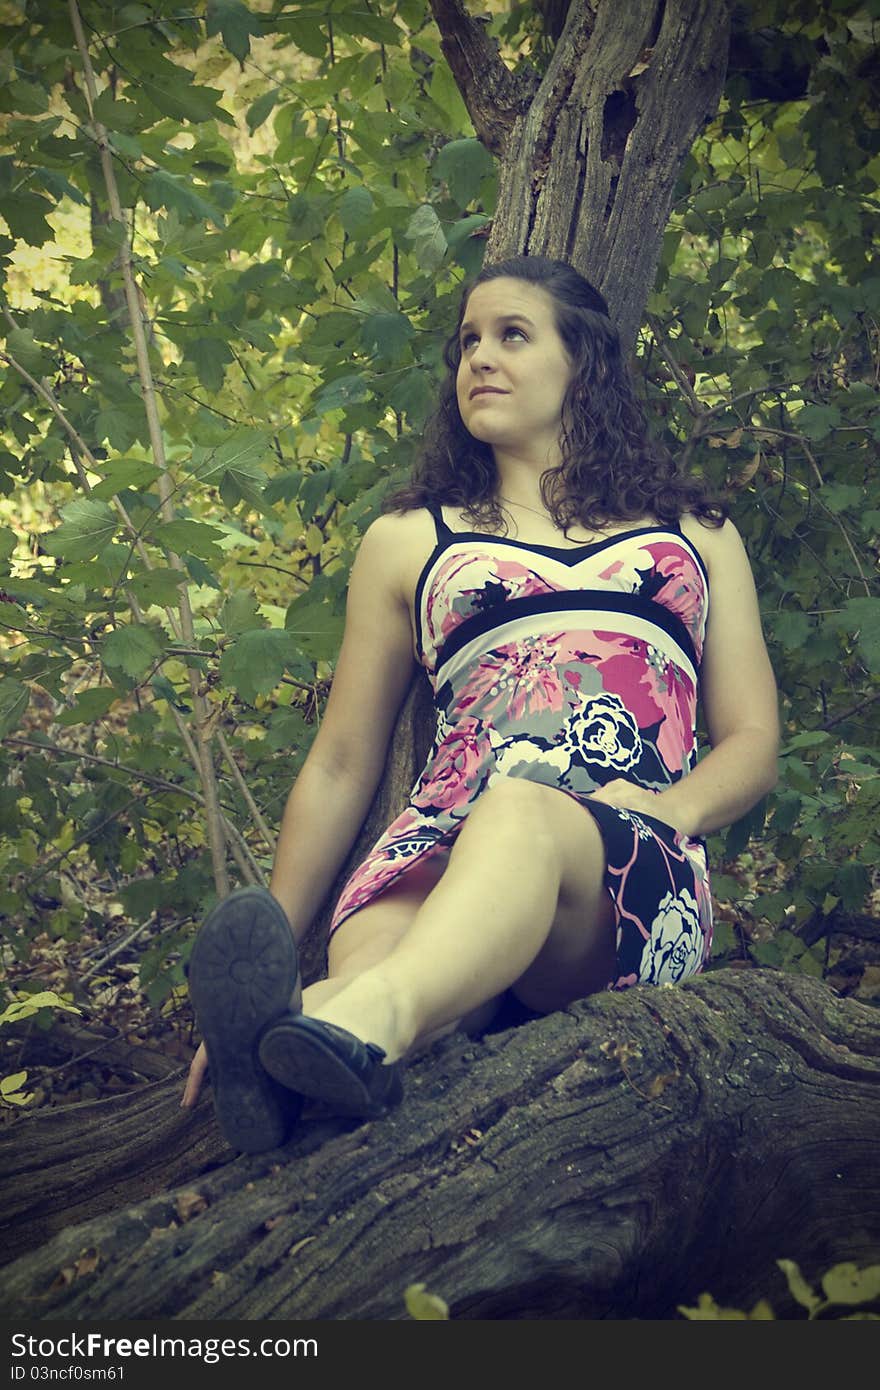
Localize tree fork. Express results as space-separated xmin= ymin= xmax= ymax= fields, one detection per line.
xmin=431 ymin=0 xmax=732 ymax=355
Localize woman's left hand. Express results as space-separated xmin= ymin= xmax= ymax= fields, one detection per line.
xmin=587 ymin=779 xmax=693 ymax=838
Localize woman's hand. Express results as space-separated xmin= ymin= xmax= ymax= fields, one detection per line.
xmin=180 ymin=1040 xmax=208 ymax=1109
xmin=588 ymin=778 xmax=693 ymax=838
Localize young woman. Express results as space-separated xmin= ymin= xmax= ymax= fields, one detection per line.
xmin=181 ymin=255 xmax=779 ymax=1152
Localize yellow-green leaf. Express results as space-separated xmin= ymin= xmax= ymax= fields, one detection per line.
xmin=821 ymin=1263 xmax=880 ymax=1306
xmin=777 ymin=1258 xmax=821 ymax=1312
xmin=404 ymin=1282 xmax=449 ymax=1320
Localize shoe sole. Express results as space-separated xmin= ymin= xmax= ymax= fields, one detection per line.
xmin=259 ymin=1020 xmax=403 ymax=1119
xmin=187 ymin=886 xmax=299 ymax=1152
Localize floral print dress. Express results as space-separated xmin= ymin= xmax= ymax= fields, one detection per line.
xmin=328 ymin=506 xmax=713 ymax=990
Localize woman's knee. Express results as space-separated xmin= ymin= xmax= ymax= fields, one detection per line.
xmin=461 ymin=778 xmax=562 ymax=857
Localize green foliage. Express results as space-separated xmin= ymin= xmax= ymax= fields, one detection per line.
xmin=0 ymin=989 xmax=81 ymax=1107
xmin=404 ymin=1282 xmax=450 ymax=1319
xmin=679 ymin=1259 xmax=880 ymax=1319
xmin=0 ymin=0 xmax=877 ymax=1037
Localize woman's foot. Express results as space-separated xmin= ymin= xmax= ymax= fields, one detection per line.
xmin=258 ymin=1014 xmax=404 ymax=1119
xmin=258 ymin=970 xmax=411 ymax=1119
xmin=186 ymin=886 xmax=302 ymax=1152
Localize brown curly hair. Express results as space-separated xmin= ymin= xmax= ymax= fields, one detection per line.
xmin=383 ymin=255 xmax=727 ymax=535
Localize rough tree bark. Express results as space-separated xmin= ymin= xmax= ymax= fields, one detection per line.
xmin=4 ymin=0 xmax=880 ymax=1322
xmin=1 ymin=971 xmax=879 ymax=1319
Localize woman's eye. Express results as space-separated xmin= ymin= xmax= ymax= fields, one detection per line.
xmin=460 ymin=327 xmax=526 ymax=350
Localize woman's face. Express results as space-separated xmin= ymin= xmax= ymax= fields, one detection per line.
xmin=455 ymin=277 xmax=573 ymax=462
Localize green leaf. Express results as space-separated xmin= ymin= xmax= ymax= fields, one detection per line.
xmin=821 ymin=1263 xmax=880 ymax=1306
xmin=821 ymin=483 xmax=863 ymax=514
xmin=206 ymin=0 xmax=263 ymax=63
xmin=836 ymin=862 xmax=870 ymax=912
xmin=246 ymin=89 xmax=280 ymax=134
xmin=218 ymin=627 xmax=302 ymax=703
xmin=772 ymin=1262 xmax=823 ymax=1312
xmin=0 ymin=990 xmax=81 ymax=1026
xmin=187 ymin=337 xmax=234 ymax=392
xmin=427 ymin=60 xmax=470 ymax=134
xmin=193 ymin=430 xmax=275 ymax=482
xmin=92 ymin=92 xmax=145 ymax=133
xmin=219 ymin=589 xmax=263 ymax=636
xmin=337 ymin=185 xmax=375 ymax=236
xmin=387 ymin=368 xmax=434 ymax=425
xmin=433 ymin=138 xmax=495 ymax=209
xmin=794 ymin=403 xmax=841 ymax=440
xmin=0 ymin=1071 xmax=31 ymax=1104
xmin=94 ymin=406 xmax=144 ymax=451
xmin=0 ymin=190 xmax=54 ymax=245
xmin=135 ymin=76 xmax=231 ymax=126
xmin=780 ymin=732 xmax=831 ymax=753
xmin=183 ymin=554 xmax=221 ymax=590
xmin=275 ymin=15 xmax=328 ymax=59
xmin=144 ymin=170 xmax=226 ymax=227
xmin=101 ymin=623 xmax=163 ymax=678
xmin=156 ymin=519 xmax=227 ymax=562
xmin=55 ymin=686 xmax=119 ymax=726
xmin=831 ymin=597 xmax=880 ymax=673
xmin=284 ymin=592 xmax=344 ymax=662
xmin=6 ymin=80 xmax=48 ymax=116
xmin=311 ymin=373 xmax=371 ymax=416
xmin=127 ymin=568 xmax=189 ymax=607
xmin=0 ymin=679 xmax=29 ymax=736
xmin=332 ymin=9 xmax=402 ymax=44
xmin=406 ymin=204 xmax=447 ymax=272
xmin=677 ymin=1293 xmax=749 ymax=1320
xmin=360 ymin=310 xmax=414 ymax=361
xmin=42 ymin=498 xmax=117 ymax=563
xmin=404 ymin=1282 xmax=449 ymax=1320
xmin=771 ymin=610 xmax=809 ymax=651
xmin=91 ymin=457 xmax=163 ymax=500
xmin=4 ymin=327 xmax=53 ymax=377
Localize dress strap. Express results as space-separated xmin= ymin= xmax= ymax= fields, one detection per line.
xmin=426 ymin=503 xmax=453 ymax=544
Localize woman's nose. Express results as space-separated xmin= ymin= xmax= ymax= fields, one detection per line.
xmin=468 ymin=338 xmax=496 ymax=371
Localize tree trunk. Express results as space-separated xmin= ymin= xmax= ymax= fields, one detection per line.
xmin=1 ymin=970 xmax=878 ymax=1319
xmin=431 ymin=0 xmax=732 ymax=352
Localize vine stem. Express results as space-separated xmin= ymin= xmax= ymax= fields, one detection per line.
xmin=67 ymin=0 xmax=229 ymax=894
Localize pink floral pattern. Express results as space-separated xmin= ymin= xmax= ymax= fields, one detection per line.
xmin=329 ymin=522 xmax=712 ymax=991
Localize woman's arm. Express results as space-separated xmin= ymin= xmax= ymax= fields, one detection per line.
xmin=591 ymin=518 xmax=780 ymax=838
xmin=182 ymin=513 xmax=419 ymax=1107
xmin=268 ymin=512 xmax=418 ymax=939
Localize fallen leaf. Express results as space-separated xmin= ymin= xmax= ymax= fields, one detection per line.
xmin=288 ymin=1236 xmax=317 ymax=1258
xmin=175 ymin=1190 xmax=208 ymax=1222
xmin=646 ymin=1071 xmax=678 ymax=1099
xmin=75 ymin=1249 xmax=100 ymax=1278
xmin=628 ymin=46 xmax=654 ymax=77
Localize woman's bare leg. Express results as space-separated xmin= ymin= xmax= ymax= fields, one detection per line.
xmin=306 ymin=780 xmax=615 ymax=1062
xmin=302 ymin=853 xmax=502 ymax=1052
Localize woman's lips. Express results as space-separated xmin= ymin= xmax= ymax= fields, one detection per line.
xmin=470 ymin=387 xmax=507 ymax=398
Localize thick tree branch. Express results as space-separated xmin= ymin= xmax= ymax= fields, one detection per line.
xmin=428 ymin=0 xmax=536 ymax=154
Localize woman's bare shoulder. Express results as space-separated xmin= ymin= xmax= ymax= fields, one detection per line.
xmin=357 ymin=507 xmax=438 ymax=599
xmin=679 ymin=513 xmax=742 ymax=577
